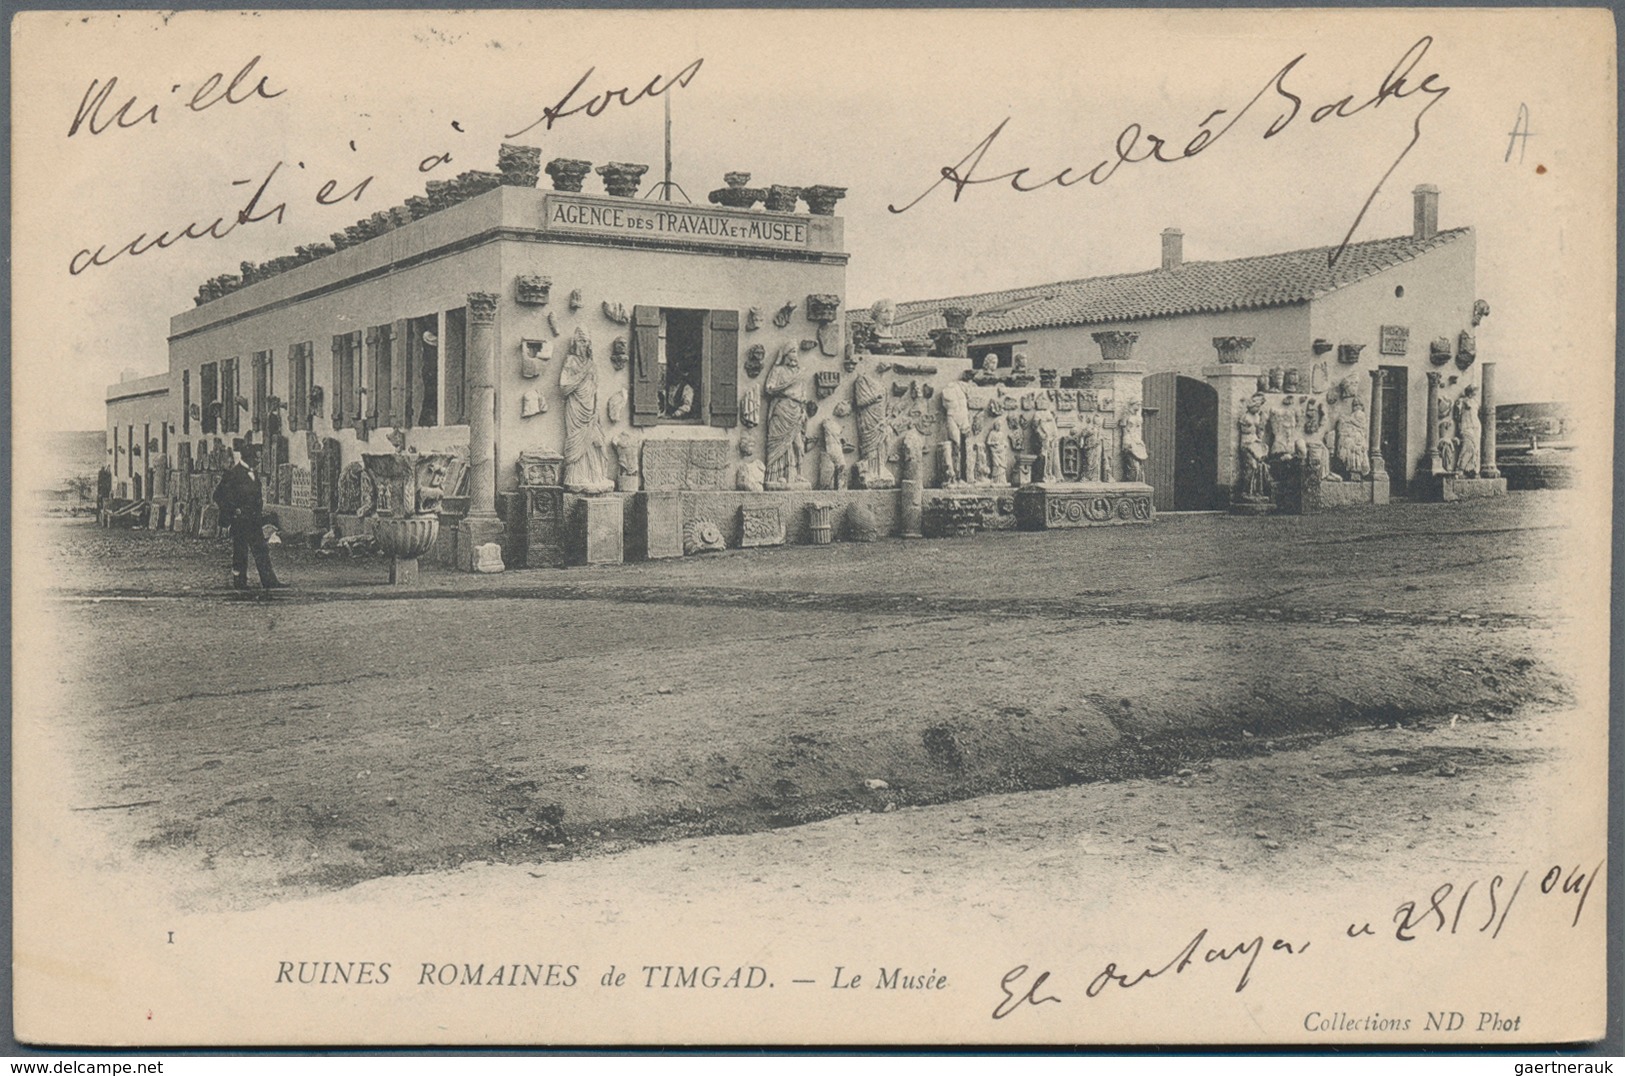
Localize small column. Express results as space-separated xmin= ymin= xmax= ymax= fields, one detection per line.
xmin=1479 ymin=362 xmax=1501 ymax=479
xmin=1423 ymin=370 xmax=1444 ymax=474
xmin=1367 ymin=369 xmax=1388 ymax=478
xmin=459 ymin=291 xmax=505 ymax=570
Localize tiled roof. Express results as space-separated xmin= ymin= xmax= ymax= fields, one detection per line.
xmin=853 ymin=227 xmax=1471 ymax=336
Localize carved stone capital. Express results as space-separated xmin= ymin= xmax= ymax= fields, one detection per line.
xmin=1091 ymin=331 xmax=1139 ymax=362
xmin=515 ymin=274 xmax=552 ymax=306
xmin=468 ymin=292 xmax=500 ymax=324
xmin=941 ymin=306 xmax=974 ymax=331
xmin=801 ymin=185 xmax=848 ymax=216
xmin=545 ymin=158 xmax=593 ymax=192
xmin=805 ymin=294 xmax=841 ymax=324
xmin=497 ymin=143 xmax=542 ymax=188
xmin=596 ymin=162 xmax=650 ymax=198
xmin=765 ymin=185 xmax=802 ymax=213
xmin=1211 ymin=336 xmax=1256 ymax=364
xmin=1337 ymin=342 xmax=1366 ymax=365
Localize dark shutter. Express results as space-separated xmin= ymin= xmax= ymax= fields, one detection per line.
xmin=707 ymin=309 xmax=739 ymax=428
xmin=350 ymin=331 xmax=368 ymax=437
xmin=630 ymin=305 xmax=662 ymax=428
xmin=365 ymin=328 xmax=380 ymax=435
xmin=391 ymin=319 xmax=411 ymax=428
xmin=250 ymin=352 xmax=266 ymax=431
xmin=443 ymin=308 xmax=467 ymax=425
xmin=366 ymin=328 xmax=385 ymax=427
xmin=221 ymin=358 xmax=239 ymax=433
xmin=331 ymin=337 xmax=346 ymax=427
xmin=181 ymin=370 xmax=191 ymax=435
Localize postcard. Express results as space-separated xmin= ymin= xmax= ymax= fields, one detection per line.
xmin=10 ymin=7 xmax=1615 ymax=1046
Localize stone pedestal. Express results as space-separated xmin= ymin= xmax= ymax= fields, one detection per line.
xmin=1418 ymin=474 xmax=1509 ymax=502
xmin=457 ymin=515 xmax=506 ymax=572
xmin=899 ymin=479 xmax=924 ymax=538
xmin=1315 ymin=476 xmax=1391 ymax=508
xmin=625 ymin=491 xmax=684 ymax=560
xmin=1204 ymin=364 xmax=1264 ymax=490
xmin=1014 ymin=482 xmax=1155 ymax=529
xmin=568 ymin=494 xmax=624 ymax=565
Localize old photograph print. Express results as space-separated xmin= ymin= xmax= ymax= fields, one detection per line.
xmin=10 ymin=7 xmax=1616 ymax=1046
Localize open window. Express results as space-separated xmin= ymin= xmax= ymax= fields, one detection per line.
xmin=628 ymin=306 xmax=738 ymax=428
xmin=442 ymin=307 xmax=467 ymax=425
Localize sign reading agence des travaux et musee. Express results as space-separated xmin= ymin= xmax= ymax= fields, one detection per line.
xmin=544 ymin=195 xmax=811 ymax=250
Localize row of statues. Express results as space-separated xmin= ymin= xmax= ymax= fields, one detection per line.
xmin=1238 ymin=392 xmax=1371 ymax=497
xmin=1435 ymin=384 xmax=1483 ymax=475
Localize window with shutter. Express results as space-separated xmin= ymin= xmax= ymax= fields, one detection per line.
xmin=368 ymin=327 xmax=390 ymax=427
xmin=707 ymin=309 xmax=739 ymax=428
xmin=251 ymin=351 xmax=269 ymax=431
xmin=331 ymin=336 xmax=347 ymax=427
xmin=181 ymin=369 xmax=192 ymax=435
xmin=408 ymin=314 xmax=440 ymax=427
xmin=630 ymin=305 xmax=662 ymax=427
xmin=346 ymin=331 xmax=365 ymax=437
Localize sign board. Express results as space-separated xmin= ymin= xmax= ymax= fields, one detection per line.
xmin=545 ymin=195 xmax=810 ymax=250
xmin=1380 ymin=324 xmax=1410 ymax=356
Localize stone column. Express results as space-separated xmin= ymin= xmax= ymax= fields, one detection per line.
xmin=1204 ymin=363 xmax=1263 ymax=490
xmin=1479 ymin=362 xmax=1501 ymax=479
xmin=1367 ymin=369 xmax=1388 ymax=478
xmin=1423 ymin=370 xmax=1444 ymax=474
xmin=459 ymin=291 xmax=505 ymax=570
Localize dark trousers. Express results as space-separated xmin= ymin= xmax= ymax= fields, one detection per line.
xmin=230 ymin=520 xmax=279 ymax=586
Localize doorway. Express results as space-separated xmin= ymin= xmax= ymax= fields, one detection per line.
xmin=1142 ymin=372 xmax=1219 ymax=511
xmin=1379 ymin=365 xmax=1409 ymax=496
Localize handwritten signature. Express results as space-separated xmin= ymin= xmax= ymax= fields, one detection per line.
xmin=69 ymin=55 xmax=283 ymax=137
xmin=889 ymin=35 xmax=1450 ymax=268
xmin=992 ymin=928 xmax=1310 ymax=1019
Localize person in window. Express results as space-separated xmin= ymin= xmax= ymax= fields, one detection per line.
xmin=212 ymin=441 xmax=288 ymax=591
xmin=664 ymin=378 xmax=697 ymax=419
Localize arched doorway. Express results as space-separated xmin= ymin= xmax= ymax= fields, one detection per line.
xmin=1142 ymin=372 xmax=1219 ymax=511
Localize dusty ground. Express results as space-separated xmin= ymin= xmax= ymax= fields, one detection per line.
xmin=25 ymin=492 xmax=1588 ymax=907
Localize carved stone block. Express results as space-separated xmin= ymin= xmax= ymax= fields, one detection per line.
xmin=290 ymin=466 xmax=314 ymax=509
xmin=473 ymin=542 xmax=506 ymax=572
xmin=640 ymin=439 xmax=732 ymax=492
xmin=518 ymin=450 xmax=564 ymax=488
xmin=568 ymin=493 xmax=624 ymax=566
xmin=625 ymin=491 xmax=683 ymax=560
xmin=738 ymin=504 xmax=786 ymax=548
xmin=525 ymin=487 xmax=568 ymax=568
xmin=1014 ymin=482 xmax=1155 ymax=529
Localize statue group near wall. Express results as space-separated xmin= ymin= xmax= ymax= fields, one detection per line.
xmin=1332 ymin=397 xmax=1371 ymax=480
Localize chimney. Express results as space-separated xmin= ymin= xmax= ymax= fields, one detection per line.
xmin=1413 ymin=184 xmax=1439 ymax=239
xmin=1161 ymin=228 xmax=1184 ymax=270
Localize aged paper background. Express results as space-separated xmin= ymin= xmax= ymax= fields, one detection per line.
xmin=10 ymin=7 xmax=1616 ymax=1045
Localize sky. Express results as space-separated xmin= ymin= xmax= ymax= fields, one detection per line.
xmin=11 ymin=8 xmax=1616 ymax=436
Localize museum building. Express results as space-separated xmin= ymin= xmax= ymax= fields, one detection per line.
xmin=854 ymin=186 xmax=1505 ymax=513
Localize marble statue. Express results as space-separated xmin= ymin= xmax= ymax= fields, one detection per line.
xmin=1302 ymin=396 xmax=1331 ymax=481
xmin=985 ymin=424 xmax=1012 ymax=487
xmin=1238 ymin=394 xmax=1271 ymax=497
xmin=1334 ymin=397 xmax=1370 ymax=479
xmin=939 ymin=380 xmax=972 ymax=482
xmin=1267 ymin=395 xmax=1306 ymax=459
xmin=851 ymin=370 xmax=893 ymax=488
xmin=736 ymin=438 xmax=766 ymax=492
xmin=763 ymin=345 xmax=810 ymax=490
xmin=611 ymin=430 xmax=640 ymax=492
xmin=1118 ymin=400 xmax=1147 ymax=483
xmin=819 ymin=419 xmax=848 ymax=490
xmin=1436 ymin=395 xmax=1458 ymax=473
xmin=1034 ymin=403 xmax=1062 ymax=482
xmin=1455 ymin=386 xmax=1482 ymax=476
xmin=559 ymin=328 xmax=612 ymax=493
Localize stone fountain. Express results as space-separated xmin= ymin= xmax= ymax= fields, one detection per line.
xmin=362 ymin=433 xmax=458 ymax=586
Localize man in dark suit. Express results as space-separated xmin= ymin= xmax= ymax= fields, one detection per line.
xmin=212 ymin=441 xmax=288 ymax=590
